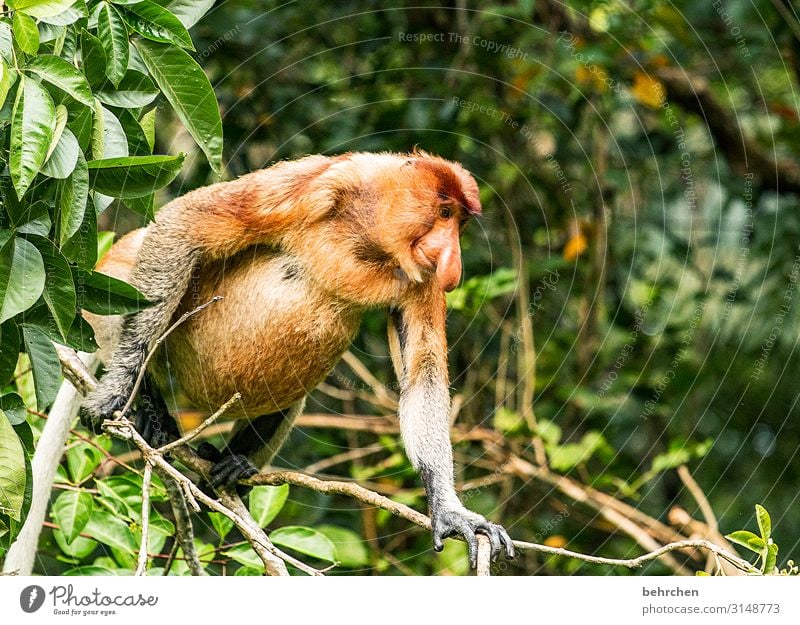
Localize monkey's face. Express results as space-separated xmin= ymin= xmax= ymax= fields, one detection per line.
xmin=410 ymin=199 xmax=469 ymax=292
xmin=365 ymin=154 xmax=481 ymax=292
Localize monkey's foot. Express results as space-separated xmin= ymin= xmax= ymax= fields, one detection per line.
xmin=133 ymin=404 xmax=179 ymax=449
xmin=79 ymin=390 xmax=128 ymax=435
xmin=431 ymin=506 xmax=515 ymax=568
xmin=197 ymin=443 xmax=259 ymax=490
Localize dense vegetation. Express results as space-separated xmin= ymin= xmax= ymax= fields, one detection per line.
xmin=1 ymin=0 xmax=799 ymax=575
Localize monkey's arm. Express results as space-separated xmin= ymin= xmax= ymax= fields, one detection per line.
xmin=389 ymin=288 xmax=514 ymax=567
xmin=80 ymin=156 xmax=339 ymax=432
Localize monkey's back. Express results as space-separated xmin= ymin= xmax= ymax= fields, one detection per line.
xmin=88 ymin=229 xmax=364 ymax=420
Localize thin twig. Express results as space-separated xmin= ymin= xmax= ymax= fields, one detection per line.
xmin=476 ymin=535 xmax=491 ymax=576
xmin=159 ymin=393 xmax=241 ymax=454
xmin=135 ymin=463 xmax=153 ymax=576
xmin=119 ymin=296 xmax=222 ymax=417
xmin=678 ymin=465 xmax=718 ymax=534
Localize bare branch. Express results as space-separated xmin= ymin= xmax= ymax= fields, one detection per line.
xmin=135 ymin=463 xmax=153 ymax=576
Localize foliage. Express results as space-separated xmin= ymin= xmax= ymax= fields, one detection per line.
xmin=2 ymin=0 xmax=800 ymax=575
xmin=0 ymin=0 xmax=221 ymax=554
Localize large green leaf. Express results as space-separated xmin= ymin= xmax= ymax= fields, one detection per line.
xmin=0 ymin=235 xmax=45 ymax=323
xmin=84 ymin=511 xmax=137 ymax=554
xmin=79 ymin=28 xmax=107 ymax=87
xmin=52 ymin=489 xmax=93 ymax=544
xmin=25 ymin=55 xmax=93 ymax=106
xmin=11 ymin=11 xmax=39 ymax=55
xmin=0 ymin=409 xmax=26 ymax=521
xmin=42 ymin=126 xmax=79 ymax=179
xmin=248 ymin=484 xmax=289 ymax=528
xmin=96 ymin=3 xmax=129 ymax=86
xmin=39 ymin=0 xmax=87 ymax=26
xmin=72 ymin=267 xmax=149 ymax=314
xmin=8 ymin=0 xmax=78 ymax=19
xmin=317 ymin=525 xmax=370 ymax=567
xmin=10 ymin=76 xmax=56 ymax=198
xmin=134 ymin=39 xmax=222 ymax=174
xmin=95 ymin=70 xmax=157 ymax=108
xmin=163 ymin=0 xmax=215 ymax=28
xmin=87 ymin=153 xmax=183 ymax=198
xmin=269 ymin=526 xmax=336 ymax=563
xmin=61 ymin=197 xmax=96 ymax=268
xmin=120 ymin=1 xmax=193 ymax=50
xmin=66 ymin=441 xmax=104 ymax=483
xmin=0 ymin=20 xmax=14 ymax=63
xmin=0 ymin=393 xmax=27 ymax=425
xmin=31 ymin=236 xmax=76 ymax=338
xmin=21 ymin=323 xmax=61 ymax=410
xmin=57 ymin=151 xmax=89 ymax=245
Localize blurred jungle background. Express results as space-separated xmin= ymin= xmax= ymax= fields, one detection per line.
xmin=2 ymin=0 xmax=800 ymax=576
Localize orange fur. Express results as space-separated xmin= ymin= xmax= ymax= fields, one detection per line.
xmin=87 ymin=152 xmax=480 ymax=420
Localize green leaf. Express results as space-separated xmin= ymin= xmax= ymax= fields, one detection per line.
xmin=120 ymin=1 xmax=193 ymax=50
xmin=46 ymin=102 xmax=68 ymax=162
xmin=0 ymin=235 xmax=45 ymax=323
xmin=57 ymin=151 xmax=89 ymax=245
xmin=317 ymin=525 xmax=369 ymax=567
xmin=95 ymin=70 xmax=157 ymax=108
xmin=52 ymin=490 xmax=93 ymax=543
xmin=139 ymin=106 xmax=155 ymax=150
xmin=79 ymin=28 xmax=107 ymax=87
xmin=87 ymin=153 xmax=183 ymax=198
xmin=61 ymin=197 xmax=96 ymax=268
xmin=222 ymin=544 xmax=263 ymax=571
xmin=0 ymin=20 xmax=13 ymax=63
xmin=91 ymin=100 xmax=129 ymax=160
xmin=42 ymin=127 xmax=79 ymax=179
xmin=0 ymin=321 xmax=21 ymax=384
xmin=12 ymin=11 xmax=39 ymax=55
xmin=764 ymin=543 xmax=778 ymax=575
xmin=270 ymin=526 xmax=336 ymax=563
xmin=726 ymin=530 xmax=766 ymax=553
xmin=0 ymin=58 xmax=13 ymax=110
xmin=248 ymin=484 xmax=289 ymax=528
xmin=755 ymin=504 xmax=771 ymax=542
xmin=0 ymin=393 xmax=27 ymax=425
xmin=31 ymin=236 xmax=76 ymax=338
xmin=97 ymin=3 xmax=129 ymax=86
xmin=25 ymin=55 xmax=93 ymax=106
xmin=84 ymin=511 xmax=137 ymax=554
xmin=207 ymin=512 xmax=233 ymax=541
xmin=21 ymin=324 xmax=61 ymax=410
xmin=118 ymin=108 xmax=152 ymax=155
xmin=0 ymin=410 xmax=26 ymax=521
xmin=8 ymin=0 xmax=78 ymax=19
xmin=134 ymin=39 xmax=222 ymax=174
xmin=39 ymin=0 xmax=87 ymax=26
xmin=164 ymin=0 xmax=215 ymax=28
xmin=65 ymin=441 xmax=104 ymax=483
xmin=53 ymin=527 xmax=97 ymax=558
xmin=72 ymin=267 xmax=149 ymax=314
xmin=10 ymin=76 xmax=56 ymax=198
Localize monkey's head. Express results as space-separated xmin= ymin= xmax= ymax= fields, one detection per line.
xmin=362 ymin=153 xmax=481 ymax=292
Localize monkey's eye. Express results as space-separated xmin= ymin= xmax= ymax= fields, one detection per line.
xmin=439 ymin=206 xmax=452 ymax=219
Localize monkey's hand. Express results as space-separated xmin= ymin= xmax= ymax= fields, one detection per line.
xmin=79 ymin=385 xmax=128 ymax=435
xmin=431 ymin=504 xmax=515 ymax=568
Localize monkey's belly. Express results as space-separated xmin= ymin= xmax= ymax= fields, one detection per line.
xmin=158 ymin=252 xmax=363 ymax=418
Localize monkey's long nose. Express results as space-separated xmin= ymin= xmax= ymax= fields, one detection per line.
xmin=436 ymin=244 xmax=462 ymax=292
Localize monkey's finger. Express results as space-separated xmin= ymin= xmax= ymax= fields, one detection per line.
xmin=498 ymin=527 xmax=515 ymax=559
xmin=483 ymin=525 xmax=502 ymax=562
xmin=463 ymin=527 xmax=478 ymax=569
xmin=432 ymin=530 xmax=444 ymax=552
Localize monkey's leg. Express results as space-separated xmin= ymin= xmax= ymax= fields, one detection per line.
xmin=134 ymin=375 xmax=180 ymax=449
xmin=197 ymin=399 xmax=305 ymax=490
